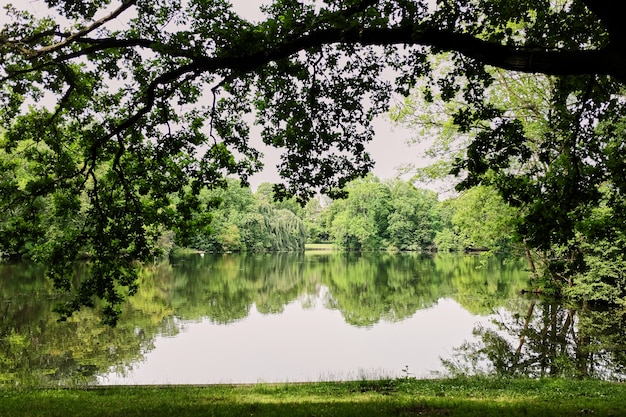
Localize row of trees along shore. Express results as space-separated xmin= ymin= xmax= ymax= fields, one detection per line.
xmin=166 ymin=176 xmax=516 ymax=256
xmin=0 ymin=163 xmax=515 ymax=256
xmin=3 ymin=0 xmax=626 ymax=323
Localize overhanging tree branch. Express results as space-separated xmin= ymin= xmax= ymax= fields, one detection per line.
xmin=28 ymin=0 xmax=137 ymax=59
xmin=42 ymin=24 xmax=626 ymax=86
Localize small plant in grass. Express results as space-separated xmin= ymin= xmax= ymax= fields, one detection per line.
xmin=401 ymin=365 xmax=415 ymax=381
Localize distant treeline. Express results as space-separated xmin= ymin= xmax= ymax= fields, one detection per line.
xmin=178 ymin=176 xmax=518 ymax=254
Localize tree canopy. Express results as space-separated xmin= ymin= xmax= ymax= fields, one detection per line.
xmin=1 ymin=0 xmax=625 ymax=323
xmin=324 ymin=175 xmax=441 ymax=251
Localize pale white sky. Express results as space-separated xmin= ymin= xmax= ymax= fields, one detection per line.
xmin=0 ymin=0 xmax=429 ymax=190
xmin=229 ymin=1 xmax=427 ymax=188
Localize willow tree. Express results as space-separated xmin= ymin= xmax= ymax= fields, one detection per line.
xmin=1 ymin=0 xmax=625 ymax=323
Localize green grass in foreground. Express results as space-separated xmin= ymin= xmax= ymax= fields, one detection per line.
xmin=1 ymin=378 xmax=625 ymax=417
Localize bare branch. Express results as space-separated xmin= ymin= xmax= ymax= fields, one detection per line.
xmin=29 ymin=0 xmax=137 ymax=59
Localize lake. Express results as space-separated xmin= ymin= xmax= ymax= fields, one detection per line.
xmin=1 ymin=251 xmax=625 ymax=386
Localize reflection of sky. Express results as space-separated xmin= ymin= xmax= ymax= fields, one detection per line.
xmin=97 ymin=294 xmax=493 ymax=385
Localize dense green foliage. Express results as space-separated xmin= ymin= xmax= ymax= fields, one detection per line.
xmin=434 ymin=185 xmax=519 ymax=253
xmin=2 ymin=0 xmax=626 ymax=321
xmin=186 ymin=180 xmax=307 ymax=252
xmin=192 ymin=175 xmax=520 ymax=255
xmin=2 ymin=378 xmax=626 ymax=417
xmin=394 ymin=64 xmax=626 ymax=301
xmin=309 ymin=176 xmax=519 ymax=254
xmin=322 ymin=176 xmax=441 ymax=251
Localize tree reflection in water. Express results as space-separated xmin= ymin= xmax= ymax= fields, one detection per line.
xmin=441 ymin=300 xmax=626 ymax=381
xmin=3 ymin=253 xmax=626 ymax=385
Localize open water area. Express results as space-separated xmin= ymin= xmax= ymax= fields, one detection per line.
xmin=1 ymin=251 xmax=625 ymax=386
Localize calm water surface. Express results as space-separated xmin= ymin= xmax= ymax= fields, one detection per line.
xmin=1 ymin=252 xmax=625 ymax=386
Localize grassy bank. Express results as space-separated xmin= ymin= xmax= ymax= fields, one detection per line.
xmin=305 ymin=243 xmax=335 ymax=251
xmin=1 ymin=378 xmax=625 ymax=417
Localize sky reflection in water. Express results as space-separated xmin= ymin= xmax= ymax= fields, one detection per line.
xmin=98 ymin=293 xmax=489 ymax=384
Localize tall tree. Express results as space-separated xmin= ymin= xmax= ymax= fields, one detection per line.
xmin=385 ymin=179 xmax=441 ymax=251
xmin=1 ymin=0 xmax=625 ymax=322
xmin=329 ymin=175 xmax=391 ymax=250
